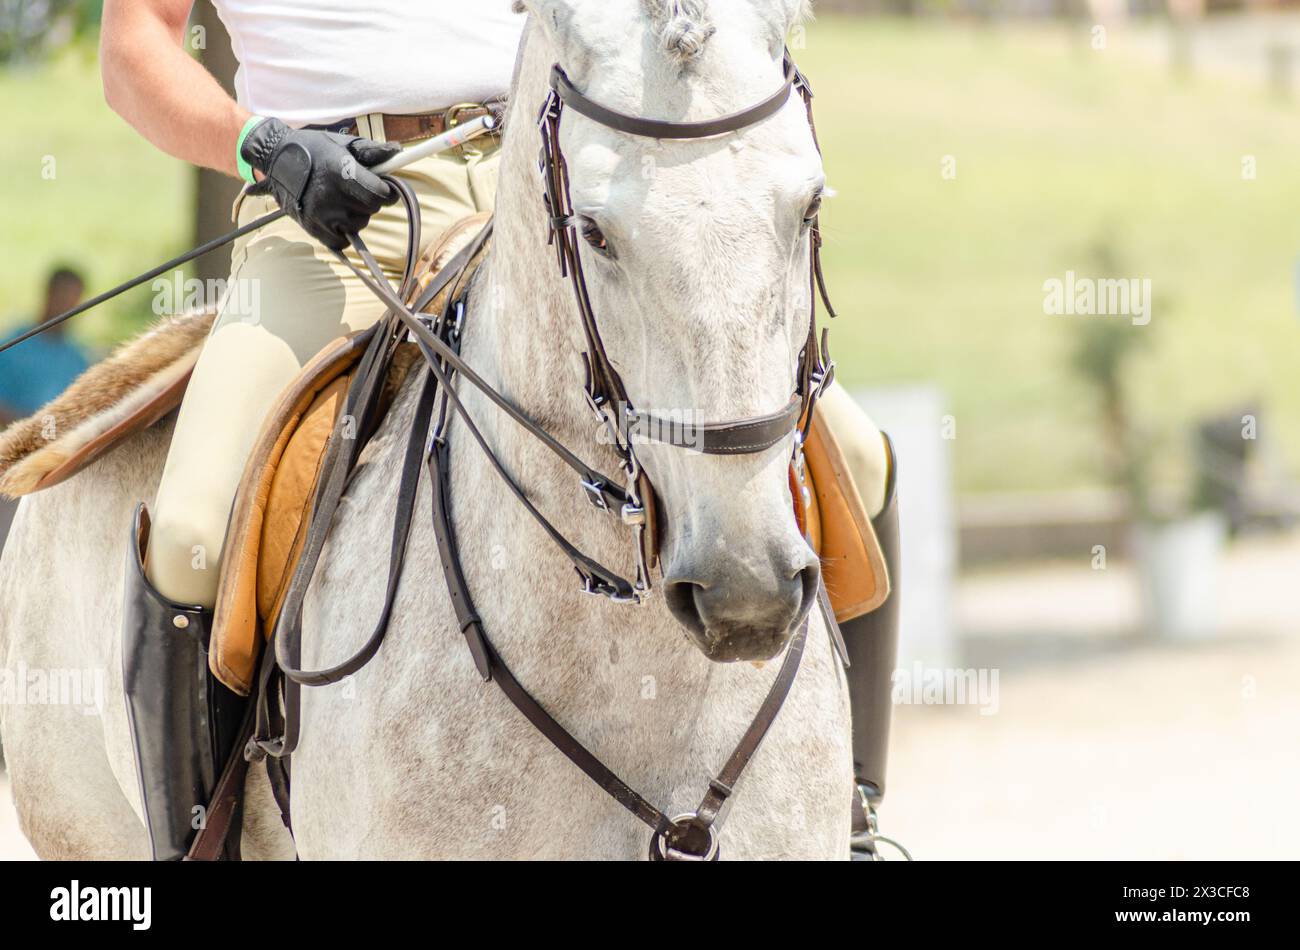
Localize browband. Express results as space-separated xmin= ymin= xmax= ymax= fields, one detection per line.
xmin=549 ymin=58 xmax=800 ymax=140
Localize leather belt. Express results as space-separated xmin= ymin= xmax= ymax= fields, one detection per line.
xmin=306 ymin=100 xmax=507 ymax=144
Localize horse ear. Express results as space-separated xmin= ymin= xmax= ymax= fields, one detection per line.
xmin=517 ymin=0 xmax=590 ymax=63
xmin=516 ymin=0 xmax=578 ymax=33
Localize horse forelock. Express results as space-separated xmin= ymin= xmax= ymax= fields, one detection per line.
xmin=643 ymin=0 xmax=716 ymax=61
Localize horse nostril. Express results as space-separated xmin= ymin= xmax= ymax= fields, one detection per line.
xmin=663 ymin=556 xmax=820 ymax=662
xmin=664 ymin=578 xmax=708 ymax=639
xmin=796 ymin=560 xmax=821 ymax=618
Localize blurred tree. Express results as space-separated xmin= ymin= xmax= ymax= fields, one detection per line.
xmin=0 ymin=0 xmax=101 ymax=62
xmin=2 ymin=3 xmax=239 ymax=279
xmin=191 ymin=3 xmax=242 ymax=280
xmin=1069 ymin=239 xmax=1156 ymax=523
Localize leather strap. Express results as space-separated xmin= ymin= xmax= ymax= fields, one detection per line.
xmin=428 ymin=400 xmax=819 ymax=848
xmin=550 ymin=60 xmax=797 ymax=140
xmin=184 ymin=700 xmax=255 ymax=861
xmin=626 ymin=395 xmax=802 ymax=455
xmin=308 ymin=100 xmax=508 ymax=145
xmin=334 ymin=194 xmax=644 ymax=601
xmin=536 ymin=49 xmax=835 ymax=526
xmin=253 ymin=182 xmax=645 ymax=760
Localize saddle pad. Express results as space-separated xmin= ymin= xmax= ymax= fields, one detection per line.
xmin=793 ymin=408 xmax=891 ymax=622
xmin=0 ymin=309 xmax=215 ymax=498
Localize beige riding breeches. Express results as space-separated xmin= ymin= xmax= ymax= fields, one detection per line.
xmin=817 ymin=381 xmax=888 ymax=518
xmin=145 ymin=135 xmax=891 ymax=609
xmin=146 ymin=140 xmax=502 ymax=607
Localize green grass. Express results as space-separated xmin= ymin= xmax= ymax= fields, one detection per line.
xmin=801 ymin=18 xmax=1300 ymax=492
xmin=2 ymin=21 xmax=1299 ymax=493
xmin=0 ymin=44 xmax=190 ymax=348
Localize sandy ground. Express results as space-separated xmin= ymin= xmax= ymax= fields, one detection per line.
xmin=881 ymin=530 xmax=1300 ymax=860
xmin=882 ymin=636 xmax=1300 ymax=860
xmin=3 ymin=532 xmax=1297 ymax=861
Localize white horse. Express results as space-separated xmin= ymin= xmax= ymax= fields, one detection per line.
xmin=0 ymin=0 xmax=859 ymax=859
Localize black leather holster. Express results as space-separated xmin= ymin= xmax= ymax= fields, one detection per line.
xmin=121 ymin=504 xmax=245 ymax=861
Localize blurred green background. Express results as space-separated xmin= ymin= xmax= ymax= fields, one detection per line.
xmin=2 ymin=14 xmax=1299 ymax=495
xmin=4 ymin=1 xmax=1300 ymax=864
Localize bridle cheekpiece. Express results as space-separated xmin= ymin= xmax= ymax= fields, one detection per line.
xmin=536 ymin=51 xmax=837 ymax=605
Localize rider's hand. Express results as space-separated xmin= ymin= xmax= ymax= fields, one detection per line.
xmin=239 ymin=118 xmax=401 ymax=251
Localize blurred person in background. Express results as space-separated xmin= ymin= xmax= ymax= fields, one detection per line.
xmin=0 ymin=267 xmax=89 ymax=427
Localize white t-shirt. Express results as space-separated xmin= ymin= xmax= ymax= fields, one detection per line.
xmin=210 ymin=1 xmax=526 ymax=126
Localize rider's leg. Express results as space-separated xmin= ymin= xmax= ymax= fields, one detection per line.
xmin=812 ymin=382 xmax=903 ymax=853
xmin=122 ymin=141 xmax=500 ymax=859
xmin=815 ymin=382 xmax=887 ymax=518
xmin=147 ymin=144 xmax=499 ymax=606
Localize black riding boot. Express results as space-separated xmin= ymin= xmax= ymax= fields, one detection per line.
xmin=121 ymin=504 xmax=245 ymax=861
xmin=843 ymin=437 xmax=906 ymax=860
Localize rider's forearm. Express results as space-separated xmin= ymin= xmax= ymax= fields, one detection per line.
xmin=100 ymin=0 xmax=250 ymax=179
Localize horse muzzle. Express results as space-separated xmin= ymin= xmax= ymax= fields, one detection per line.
xmin=664 ymin=548 xmax=820 ymax=662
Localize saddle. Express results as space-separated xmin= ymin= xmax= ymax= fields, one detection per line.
xmin=0 ymin=213 xmax=889 ymax=698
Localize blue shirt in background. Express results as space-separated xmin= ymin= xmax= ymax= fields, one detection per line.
xmin=0 ymin=327 xmax=90 ymax=417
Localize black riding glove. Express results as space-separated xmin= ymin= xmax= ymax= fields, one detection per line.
xmin=240 ymin=118 xmax=402 ymax=251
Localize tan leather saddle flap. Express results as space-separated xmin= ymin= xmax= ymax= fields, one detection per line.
xmin=799 ymin=406 xmax=890 ymax=622
xmin=210 ymin=213 xmax=494 ymax=695
xmin=210 ymin=334 xmax=368 ymax=695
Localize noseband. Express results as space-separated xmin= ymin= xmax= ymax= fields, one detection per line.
xmin=537 ymin=51 xmax=836 ymax=602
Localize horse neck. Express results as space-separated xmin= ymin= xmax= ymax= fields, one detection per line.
xmin=454 ymin=22 xmax=638 ymax=592
xmin=469 ymin=19 xmax=588 ymax=443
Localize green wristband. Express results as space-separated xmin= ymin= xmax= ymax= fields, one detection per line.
xmin=235 ymin=116 xmax=268 ymax=184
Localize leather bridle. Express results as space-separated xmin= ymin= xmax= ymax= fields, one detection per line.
xmin=537 ymin=51 xmax=837 ymax=602
xmin=232 ymin=51 xmax=845 ymax=862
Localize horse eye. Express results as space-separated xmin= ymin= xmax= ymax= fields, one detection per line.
xmin=579 ymin=216 xmax=613 ymax=257
xmin=803 ymin=193 xmax=824 ymax=225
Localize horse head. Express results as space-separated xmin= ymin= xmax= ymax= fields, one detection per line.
xmin=522 ymin=0 xmax=827 ymax=662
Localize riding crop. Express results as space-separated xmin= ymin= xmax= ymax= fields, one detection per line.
xmin=0 ymin=114 xmax=498 ymax=356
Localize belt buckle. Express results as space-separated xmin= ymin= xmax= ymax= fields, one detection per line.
xmin=443 ymin=102 xmax=485 ymax=131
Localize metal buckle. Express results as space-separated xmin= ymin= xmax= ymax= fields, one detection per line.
xmin=810 ymin=359 xmax=835 ymax=400
xmin=649 ymin=814 xmax=720 ymax=862
xmin=575 ymin=569 xmax=641 ymax=605
xmin=245 ymin=735 xmax=283 ymax=763
xmin=849 ymin=785 xmax=913 ymax=861
xmin=450 ymin=299 xmax=466 ymax=341
xmin=581 ymin=478 xmax=610 ymax=511
xmin=444 ymin=102 xmax=485 ymax=131
xmin=581 ymin=373 xmax=606 ymax=417
xmin=536 ymin=90 xmax=562 ymax=128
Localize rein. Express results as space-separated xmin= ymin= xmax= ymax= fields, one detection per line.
xmin=217 ymin=51 xmax=844 ymax=862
